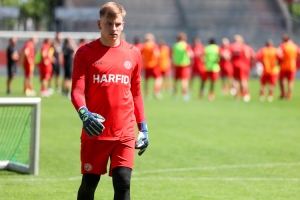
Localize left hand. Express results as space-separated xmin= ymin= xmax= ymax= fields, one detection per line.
xmin=135 ymin=122 xmax=149 ymax=156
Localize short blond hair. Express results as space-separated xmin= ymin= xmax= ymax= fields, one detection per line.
xmin=144 ymin=33 xmax=155 ymax=41
xmin=234 ymin=34 xmax=244 ymax=43
xmin=99 ymin=2 xmax=126 ymax=20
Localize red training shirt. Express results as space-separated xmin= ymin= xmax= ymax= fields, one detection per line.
xmin=71 ymin=39 xmax=146 ymax=140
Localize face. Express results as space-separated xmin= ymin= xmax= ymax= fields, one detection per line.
xmin=97 ymin=14 xmax=124 ymax=46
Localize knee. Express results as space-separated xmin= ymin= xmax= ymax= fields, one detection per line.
xmin=112 ymin=167 xmax=132 ymax=191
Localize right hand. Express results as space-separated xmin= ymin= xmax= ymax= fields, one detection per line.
xmin=78 ymin=107 xmax=105 ymax=137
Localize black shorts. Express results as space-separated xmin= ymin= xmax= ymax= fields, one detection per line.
xmin=52 ymin=62 xmax=60 ymax=76
xmin=7 ymin=64 xmax=17 ymax=78
xmin=64 ymin=65 xmax=72 ymax=79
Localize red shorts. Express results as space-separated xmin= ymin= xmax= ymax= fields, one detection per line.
xmin=191 ymin=65 xmax=206 ymax=80
xmin=174 ymin=66 xmax=190 ymax=80
xmin=23 ymin=62 xmax=34 ymax=77
xmin=260 ymin=74 xmax=278 ymax=85
xmin=80 ymin=137 xmax=135 ymax=176
xmin=220 ymin=67 xmax=233 ymax=78
xmin=205 ymin=71 xmax=219 ymax=82
xmin=233 ymin=67 xmax=249 ymax=81
xmin=161 ymin=68 xmax=171 ymax=77
xmin=279 ymin=71 xmax=295 ymax=81
xmin=145 ymin=67 xmax=161 ymax=80
xmin=39 ymin=65 xmax=52 ymax=81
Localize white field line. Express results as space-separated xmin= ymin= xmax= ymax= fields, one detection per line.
xmin=2 ymin=162 xmax=300 ymax=182
xmin=133 ymin=162 xmax=300 ymax=175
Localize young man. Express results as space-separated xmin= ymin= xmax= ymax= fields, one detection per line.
xmin=256 ymin=39 xmax=279 ymax=102
xmin=190 ymin=37 xmax=205 ymax=93
xmin=21 ymin=36 xmax=38 ymax=96
xmin=6 ymin=37 xmax=19 ymax=94
xmin=277 ymin=33 xmax=299 ymax=100
xmin=50 ymin=32 xmax=63 ymax=93
xmin=141 ymin=33 xmax=162 ymax=100
xmin=219 ymin=38 xmax=234 ymax=95
xmin=200 ymin=38 xmax=220 ymax=101
xmin=158 ymin=39 xmax=172 ymax=93
xmin=230 ymin=34 xmax=252 ymax=102
xmin=38 ymin=38 xmax=53 ymax=97
xmin=171 ymin=32 xmax=193 ymax=101
xmin=71 ymin=2 xmax=149 ymax=200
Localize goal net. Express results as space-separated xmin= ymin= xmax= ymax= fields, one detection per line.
xmin=0 ymin=98 xmax=41 ymax=175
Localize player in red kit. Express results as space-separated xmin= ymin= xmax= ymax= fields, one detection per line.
xmin=190 ymin=37 xmax=205 ymax=93
xmin=71 ymin=2 xmax=149 ymax=200
xmin=230 ymin=35 xmax=252 ymax=102
xmin=219 ymin=38 xmax=234 ymax=95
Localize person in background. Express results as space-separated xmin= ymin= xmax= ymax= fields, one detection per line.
xmin=256 ymin=39 xmax=279 ymax=102
xmin=219 ymin=38 xmax=234 ymax=95
xmin=62 ymin=38 xmax=76 ymax=98
xmin=190 ymin=37 xmax=205 ymax=93
xmin=277 ymin=33 xmax=299 ymax=100
xmin=158 ymin=39 xmax=173 ymax=93
xmin=21 ymin=36 xmax=38 ymax=96
xmin=171 ymin=32 xmax=193 ymax=101
xmin=230 ymin=34 xmax=251 ymax=102
xmin=6 ymin=37 xmax=19 ymax=95
xmin=71 ymin=2 xmax=149 ymax=199
xmin=50 ymin=32 xmax=63 ymax=93
xmin=78 ymin=38 xmax=87 ymax=49
xmin=133 ymin=36 xmax=143 ymax=52
xmin=141 ymin=33 xmax=162 ymax=100
xmin=38 ymin=38 xmax=54 ymax=97
xmin=200 ymin=38 xmax=220 ymax=101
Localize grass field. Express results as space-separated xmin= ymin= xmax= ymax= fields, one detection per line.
xmin=0 ymin=75 xmax=300 ymax=200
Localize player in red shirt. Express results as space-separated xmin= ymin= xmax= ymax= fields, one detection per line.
xmin=230 ymin=35 xmax=252 ymax=102
xmin=219 ymin=38 xmax=234 ymax=95
xmin=38 ymin=38 xmax=53 ymax=97
xmin=71 ymin=2 xmax=149 ymax=200
xmin=277 ymin=34 xmax=299 ymax=99
xmin=133 ymin=36 xmax=143 ymax=52
xmin=21 ymin=36 xmax=38 ymax=96
xmin=190 ymin=37 xmax=205 ymax=92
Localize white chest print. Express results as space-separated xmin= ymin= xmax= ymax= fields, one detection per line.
xmin=93 ymin=74 xmax=129 ymax=84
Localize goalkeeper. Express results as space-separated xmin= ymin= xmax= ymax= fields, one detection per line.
xmin=71 ymin=2 xmax=149 ymax=200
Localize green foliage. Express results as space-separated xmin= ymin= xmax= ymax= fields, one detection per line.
xmin=0 ymin=76 xmax=300 ymax=199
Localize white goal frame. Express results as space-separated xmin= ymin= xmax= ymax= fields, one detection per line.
xmin=0 ymin=98 xmax=41 ymax=175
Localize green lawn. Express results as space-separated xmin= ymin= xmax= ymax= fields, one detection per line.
xmin=0 ymin=75 xmax=300 ymax=200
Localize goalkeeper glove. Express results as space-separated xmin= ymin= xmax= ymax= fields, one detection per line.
xmin=78 ymin=107 xmax=105 ymax=137
xmin=135 ymin=122 xmax=149 ymax=156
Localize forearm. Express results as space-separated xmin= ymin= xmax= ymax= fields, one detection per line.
xmin=71 ymin=78 xmax=86 ymax=111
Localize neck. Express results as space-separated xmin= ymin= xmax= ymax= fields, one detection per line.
xmin=100 ymin=38 xmax=120 ymax=47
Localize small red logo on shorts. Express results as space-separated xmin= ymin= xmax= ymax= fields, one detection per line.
xmin=124 ymin=61 xmax=132 ymax=69
xmin=84 ymin=163 xmax=93 ymax=172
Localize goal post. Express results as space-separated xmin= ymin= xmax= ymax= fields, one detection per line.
xmin=0 ymin=98 xmax=41 ymax=175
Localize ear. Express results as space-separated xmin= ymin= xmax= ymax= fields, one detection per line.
xmin=97 ymin=20 xmax=101 ymax=30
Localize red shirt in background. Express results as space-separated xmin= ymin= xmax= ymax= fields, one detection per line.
xmin=192 ymin=44 xmax=205 ymax=73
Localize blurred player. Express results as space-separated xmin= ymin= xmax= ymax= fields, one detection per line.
xmin=277 ymin=33 xmax=299 ymax=100
xmin=201 ymin=38 xmax=220 ymax=101
xmin=21 ymin=36 xmax=38 ymax=96
xmin=256 ymin=39 xmax=279 ymax=102
xmin=78 ymin=38 xmax=87 ymax=49
xmin=158 ymin=39 xmax=172 ymax=93
xmin=141 ymin=33 xmax=162 ymax=100
xmin=62 ymin=38 xmax=75 ymax=98
xmin=38 ymin=38 xmax=54 ymax=97
xmin=71 ymin=2 xmax=149 ymax=200
xmin=190 ymin=37 xmax=205 ymax=93
xmin=133 ymin=36 xmax=143 ymax=52
xmin=219 ymin=38 xmax=234 ymax=95
xmin=50 ymin=32 xmax=63 ymax=93
xmin=171 ymin=32 xmax=193 ymax=100
xmin=230 ymin=34 xmax=251 ymax=102
xmin=6 ymin=37 xmax=19 ymax=95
